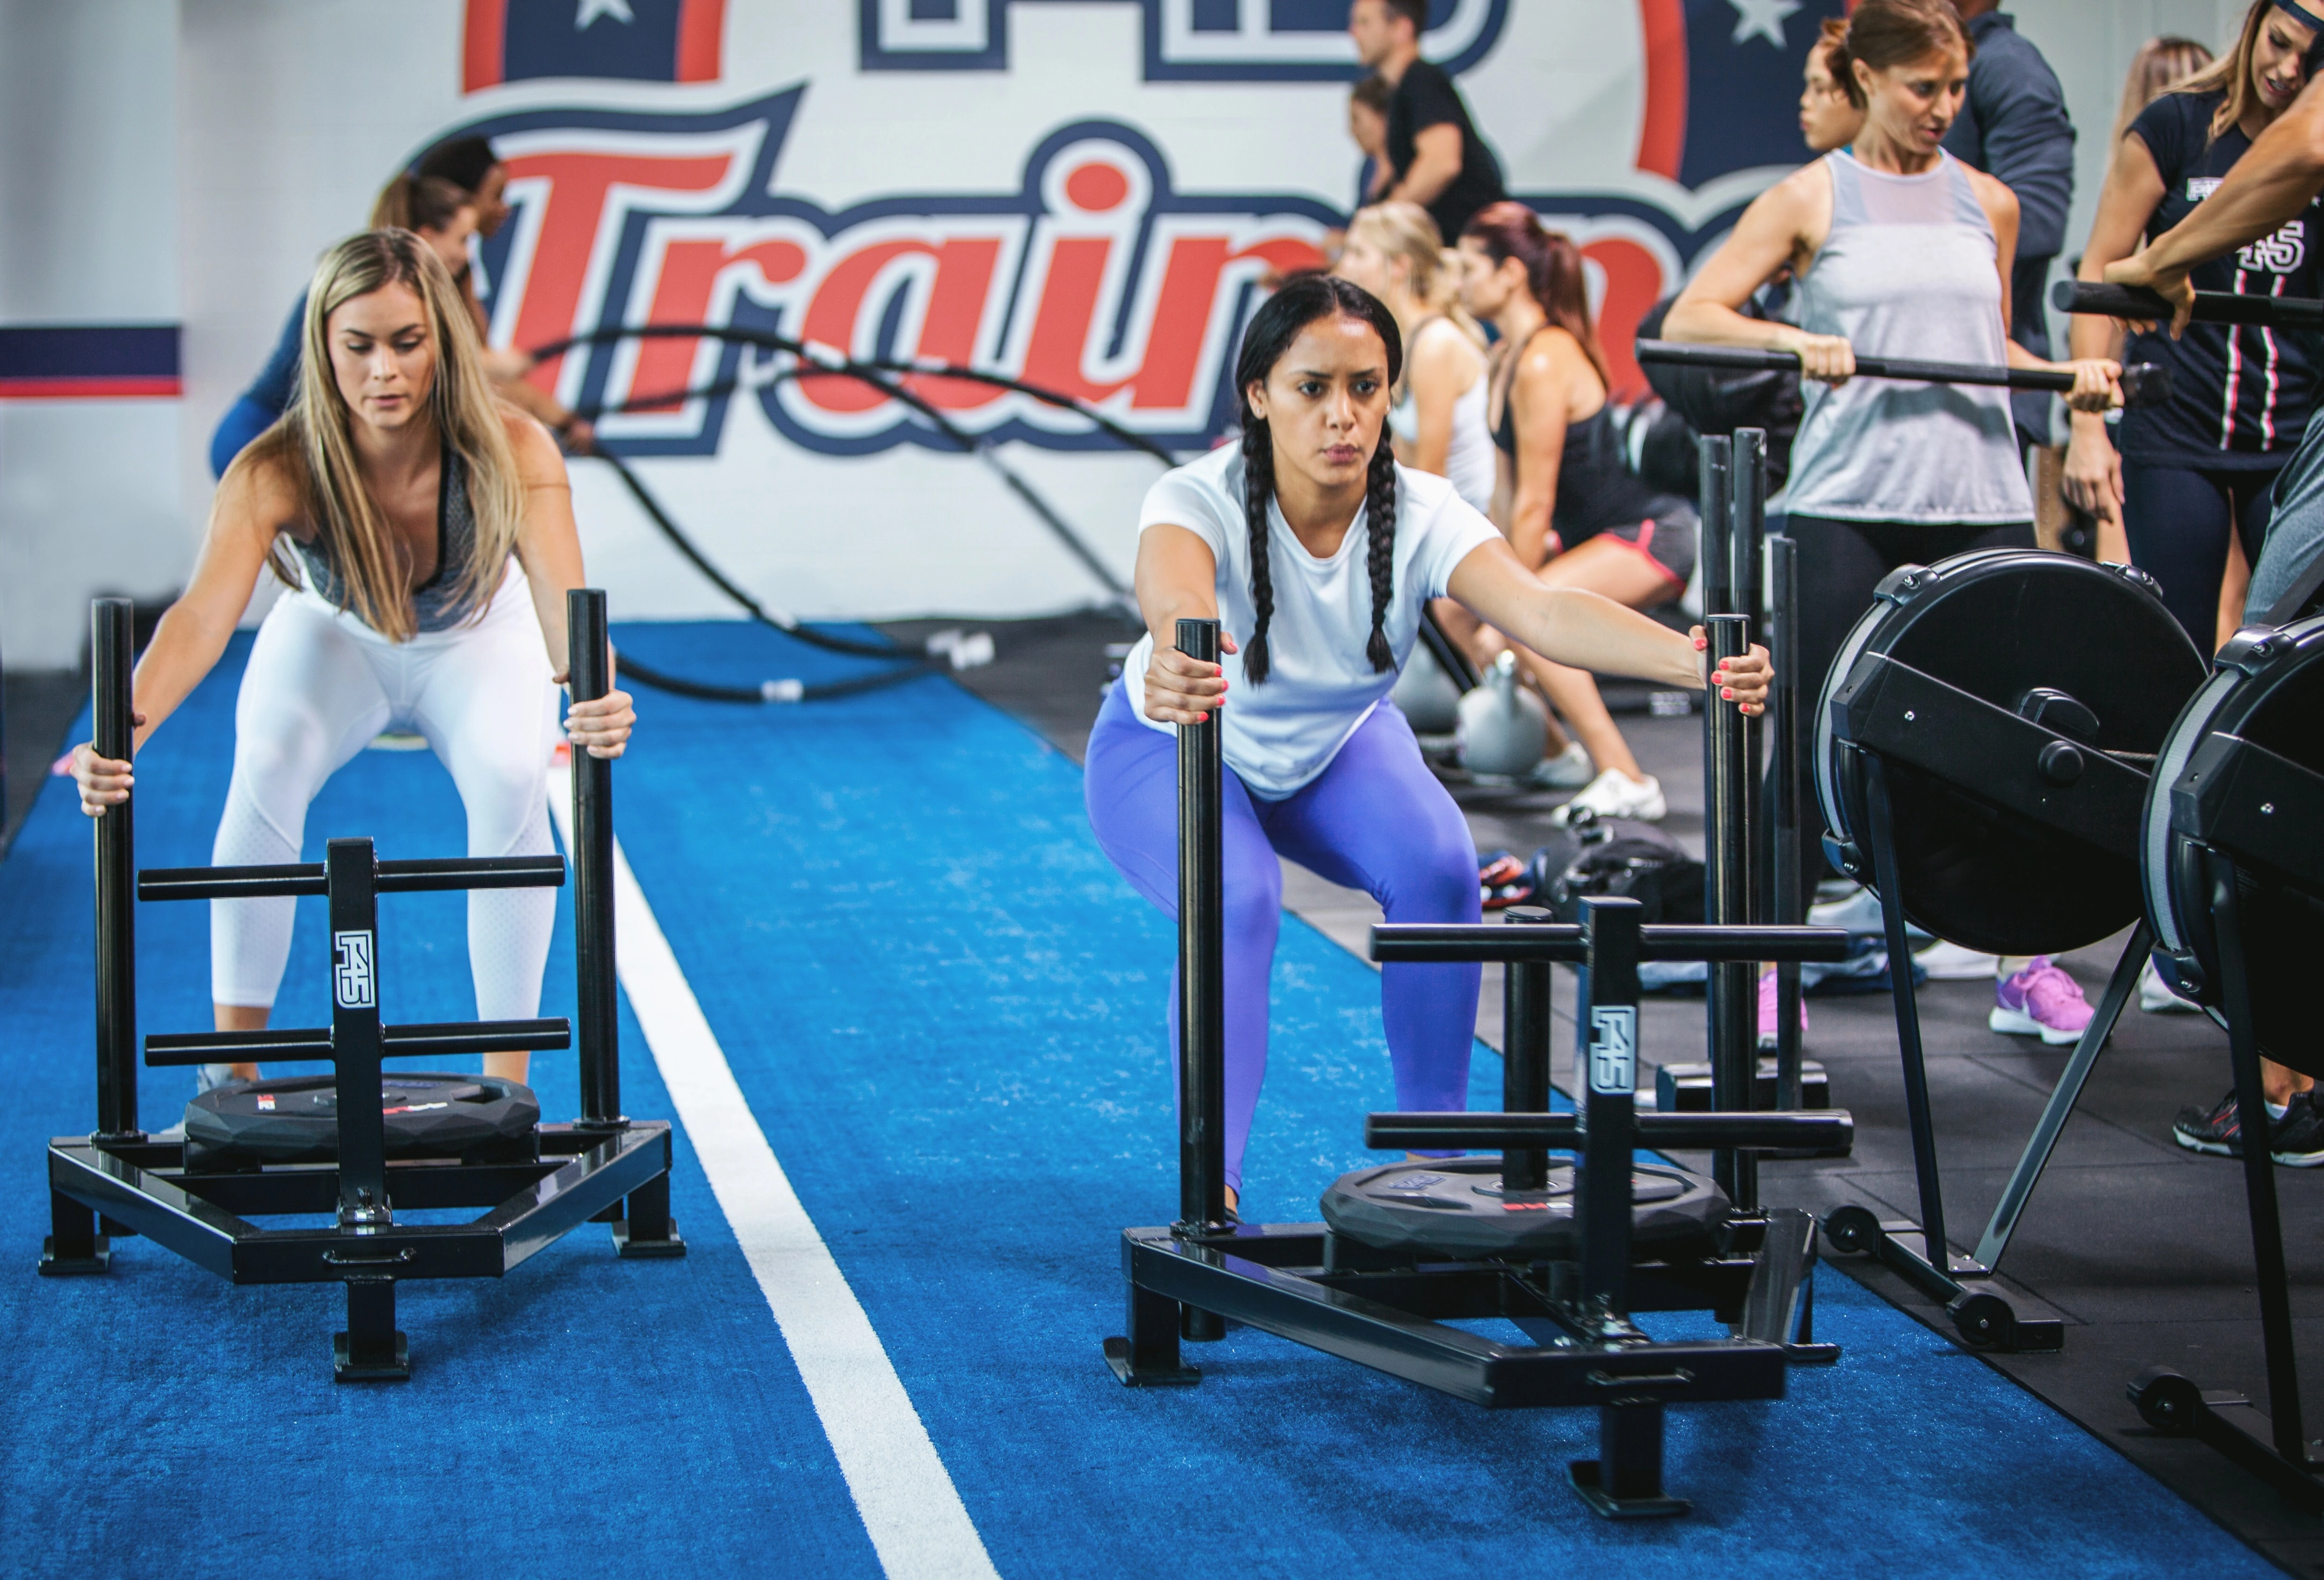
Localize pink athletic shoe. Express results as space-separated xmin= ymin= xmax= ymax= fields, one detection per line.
xmin=1756 ymin=970 xmax=1807 ymax=1049
xmin=1990 ymin=957 xmax=2093 ymax=1046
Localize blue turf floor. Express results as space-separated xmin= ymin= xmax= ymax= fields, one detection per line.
xmin=0 ymin=621 xmax=2281 ymax=1578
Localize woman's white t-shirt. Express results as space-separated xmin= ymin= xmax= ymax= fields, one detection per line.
xmin=1122 ymin=443 xmax=1501 ymax=798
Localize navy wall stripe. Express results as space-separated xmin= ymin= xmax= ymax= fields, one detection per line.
xmin=0 ymin=325 xmax=181 ymax=381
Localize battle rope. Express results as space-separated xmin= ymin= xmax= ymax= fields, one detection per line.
xmin=538 ymin=323 xmax=1146 ymax=601
xmin=536 ymin=324 xmax=1165 ymax=703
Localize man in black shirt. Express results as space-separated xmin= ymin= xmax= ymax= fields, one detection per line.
xmin=1348 ymin=0 xmax=1506 ymax=241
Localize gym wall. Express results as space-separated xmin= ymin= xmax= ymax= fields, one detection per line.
xmin=0 ymin=0 xmax=2246 ymax=668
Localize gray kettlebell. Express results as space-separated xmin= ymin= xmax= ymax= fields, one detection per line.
xmin=1455 ymin=650 xmax=1548 ymax=781
xmin=1390 ymin=642 xmax=1463 ymax=735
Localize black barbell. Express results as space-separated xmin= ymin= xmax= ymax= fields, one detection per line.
xmin=2053 ymin=279 xmax=2324 ymax=333
xmin=1635 ymin=339 xmax=2170 ymax=408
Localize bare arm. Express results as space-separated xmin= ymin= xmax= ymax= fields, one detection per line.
xmin=2062 ymin=135 xmax=2164 ymax=545
xmin=1133 ymin=522 xmax=1236 ymax=724
xmin=1386 ymin=124 xmax=1464 ymax=209
xmin=1502 ymin=336 xmax=1573 ymax=567
xmin=67 ymin=461 xmax=289 ymax=813
xmin=1402 ymin=325 xmax=1472 ymax=478
xmin=1971 ymin=172 xmax=2119 ymax=405
xmin=1444 ymin=538 xmax=1767 ymax=714
xmin=1663 ymin=166 xmax=1856 ymax=382
xmin=505 ymin=409 xmax=634 ymax=758
xmin=2111 ymin=80 xmax=2324 ymax=331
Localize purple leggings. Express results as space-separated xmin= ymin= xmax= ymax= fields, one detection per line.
xmin=1083 ymin=681 xmax=1481 ymax=1194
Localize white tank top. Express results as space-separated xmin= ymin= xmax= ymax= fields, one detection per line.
xmin=1784 ymin=150 xmax=2033 ymax=524
xmin=1387 ymin=317 xmax=1496 ymax=516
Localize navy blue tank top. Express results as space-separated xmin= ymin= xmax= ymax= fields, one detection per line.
xmin=1493 ymin=342 xmax=1688 ymax=547
xmin=294 ymin=444 xmax=483 ymax=634
xmin=2121 ymin=90 xmax=2323 ymax=469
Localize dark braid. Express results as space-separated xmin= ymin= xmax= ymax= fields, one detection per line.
xmin=1362 ymin=431 xmax=1397 ymax=673
xmin=1229 ymin=273 xmax=1404 ymax=685
xmin=1240 ymin=416 xmax=1279 ymax=684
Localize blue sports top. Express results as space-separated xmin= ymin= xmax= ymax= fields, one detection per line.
xmin=2121 ymin=89 xmax=2323 ymax=469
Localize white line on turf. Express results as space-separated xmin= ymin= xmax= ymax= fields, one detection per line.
xmin=549 ymin=772 xmax=998 ymax=1580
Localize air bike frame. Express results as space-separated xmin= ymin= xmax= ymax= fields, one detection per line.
xmin=41 ymin=592 xmax=683 ymax=1380
xmin=1106 ymin=617 xmax=1855 ymax=1518
xmin=1818 ymin=563 xmax=2178 ymax=1353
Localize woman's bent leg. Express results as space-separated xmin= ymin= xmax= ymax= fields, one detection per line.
xmin=1261 ymin=705 xmax=1480 ymax=1123
xmin=408 ymin=582 xmax=561 ymax=1079
xmin=1084 ymin=683 xmax=1280 ymax=1198
xmin=211 ymin=597 xmax=392 ymax=1011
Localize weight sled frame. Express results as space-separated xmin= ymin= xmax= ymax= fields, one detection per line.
xmin=40 ymin=594 xmax=684 ymax=1382
xmin=1113 ymin=588 xmax=1854 ymax=1520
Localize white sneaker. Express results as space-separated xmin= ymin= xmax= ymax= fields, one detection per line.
xmin=1916 ymin=939 xmax=1999 ymax=980
xmin=1526 ymin=740 xmax=1594 ymax=791
xmin=1552 ymin=769 xmax=1666 ymax=825
xmin=1805 ymin=884 xmax=1931 ymax=941
xmin=2139 ymin=957 xmax=2200 ymax=1013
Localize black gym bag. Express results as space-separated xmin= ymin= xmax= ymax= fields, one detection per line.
xmin=1527 ymin=810 xmax=1705 ymax=926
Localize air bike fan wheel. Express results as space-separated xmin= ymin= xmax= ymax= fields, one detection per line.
xmin=2144 ymin=617 xmax=2324 ymax=1075
xmin=1818 ymin=550 xmax=2207 ymax=956
xmin=1809 ymin=550 xmax=2207 ymax=1349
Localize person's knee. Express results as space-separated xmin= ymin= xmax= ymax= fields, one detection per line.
xmin=456 ymin=756 xmax=550 ymax=852
xmin=1395 ymin=815 xmax=1480 ymax=921
xmin=1222 ymin=858 xmax=1283 ymax=947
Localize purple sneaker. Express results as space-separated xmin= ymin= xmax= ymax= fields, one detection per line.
xmin=1990 ymin=956 xmax=2093 ymax=1046
xmin=1756 ymin=970 xmax=1807 ymax=1049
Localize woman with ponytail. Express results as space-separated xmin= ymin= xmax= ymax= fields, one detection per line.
xmin=1666 ymin=0 xmax=2125 ymax=1047
xmin=1082 ymin=274 xmax=1769 ymax=1212
xmin=1460 ymin=203 xmax=1704 ymax=815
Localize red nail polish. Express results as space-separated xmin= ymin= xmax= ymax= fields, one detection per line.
xmin=1722 ymin=688 xmax=1734 ymax=699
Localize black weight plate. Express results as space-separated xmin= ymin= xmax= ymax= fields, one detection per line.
xmin=2144 ymin=616 xmax=2324 ymax=1078
xmin=183 ymin=1072 xmax=539 ymax=1167
xmin=1320 ymin=1156 xmax=1727 ymax=1262
xmin=1817 ymin=551 xmax=2206 ymax=956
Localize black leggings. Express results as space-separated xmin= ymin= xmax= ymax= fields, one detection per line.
xmin=1774 ymin=515 xmax=2037 ymax=912
xmin=2119 ymin=462 xmax=2276 ymax=651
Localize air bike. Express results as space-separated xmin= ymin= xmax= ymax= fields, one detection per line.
xmin=1106 ymin=591 xmax=1855 ymax=1517
xmin=1809 ymin=549 xmax=2209 ymax=1350
xmin=39 ymin=591 xmax=685 ymax=1380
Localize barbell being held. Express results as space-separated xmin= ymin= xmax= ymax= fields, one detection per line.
xmin=1635 ymin=339 xmax=2148 ymax=413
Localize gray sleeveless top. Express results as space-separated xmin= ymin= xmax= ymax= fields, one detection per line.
xmin=1784 ymin=151 xmax=2032 ymax=524
xmin=294 ymin=444 xmax=483 ymax=633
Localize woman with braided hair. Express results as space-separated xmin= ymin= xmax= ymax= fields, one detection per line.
xmin=1083 ymin=275 xmax=1769 ymax=1211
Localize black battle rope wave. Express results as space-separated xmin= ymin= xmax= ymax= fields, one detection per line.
xmin=535 ymin=323 xmax=1169 ymax=703
xmin=538 ymin=322 xmax=1153 ymax=601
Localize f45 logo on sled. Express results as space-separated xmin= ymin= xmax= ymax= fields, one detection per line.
xmin=1588 ymin=1006 xmax=1637 ymax=1096
xmin=333 ymin=930 xmax=377 ymax=1012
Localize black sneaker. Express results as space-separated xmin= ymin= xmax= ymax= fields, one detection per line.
xmin=2169 ymin=1090 xmax=2324 ymax=1165
xmin=2273 ymin=1093 xmax=2324 ymax=1168
xmin=2174 ymin=1090 xmax=2242 ymax=1156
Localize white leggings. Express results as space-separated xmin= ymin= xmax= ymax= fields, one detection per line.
xmin=211 ymin=567 xmax=561 ymax=1018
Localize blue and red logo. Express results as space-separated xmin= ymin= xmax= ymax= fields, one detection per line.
xmin=858 ymin=0 xmax=1507 ymax=81
xmin=463 ymin=91 xmax=1343 ymax=457
xmin=463 ymin=0 xmax=725 ymax=91
xmin=433 ymin=0 xmax=1846 ymax=454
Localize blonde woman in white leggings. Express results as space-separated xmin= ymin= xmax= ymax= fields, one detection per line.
xmin=70 ymin=228 xmax=633 ymax=1090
